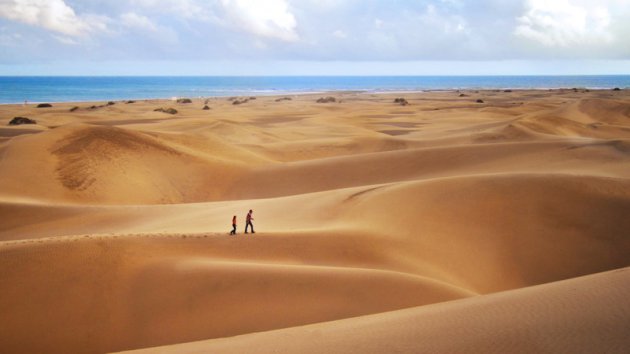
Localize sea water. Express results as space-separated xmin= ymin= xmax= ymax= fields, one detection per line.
xmin=1 ymin=75 xmax=629 ymax=104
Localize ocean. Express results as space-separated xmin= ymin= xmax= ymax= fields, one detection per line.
xmin=1 ymin=75 xmax=629 ymax=104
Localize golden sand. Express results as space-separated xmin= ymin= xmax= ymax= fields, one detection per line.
xmin=0 ymin=90 xmax=629 ymax=353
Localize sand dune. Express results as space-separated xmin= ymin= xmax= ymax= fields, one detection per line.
xmin=1 ymin=91 xmax=629 ymax=353
xmin=0 ymin=233 xmax=472 ymax=354
xmin=119 ymin=267 xmax=630 ymax=354
xmin=0 ymin=124 xmax=253 ymax=204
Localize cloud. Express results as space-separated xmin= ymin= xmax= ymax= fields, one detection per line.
xmin=52 ymin=34 xmax=79 ymax=45
xmin=515 ymin=0 xmax=612 ymax=47
xmin=0 ymin=0 xmax=628 ymax=66
xmin=117 ymin=11 xmax=179 ymax=46
xmin=219 ymin=0 xmax=298 ymax=42
xmin=120 ymin=12 xmax=158 ymax=32
xmin=0 ymin=0 xmax=108 ymax=37
xmin=420 ymin=4 xmax=470 ymax=36
xmin=346 ymin=2 xmax=474 ymax=60
xmin=128 ymin=0 xmax=210 ymax=20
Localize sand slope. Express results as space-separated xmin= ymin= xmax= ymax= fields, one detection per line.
xmin=1 ymin=90 xmax=629 ymax=353
xmin=118 ymin=267 xmax=630 ymax=354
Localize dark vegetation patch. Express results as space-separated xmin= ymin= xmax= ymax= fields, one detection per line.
xmin=8 ymin=117 xmax=37 ymax=125
xmin=316 ymin=96 xmax=336 ymax=103
xmin=394 ymin=98 xmax=409 ymax=106
xmin=154 ymin=107 xmax=178 ymax=114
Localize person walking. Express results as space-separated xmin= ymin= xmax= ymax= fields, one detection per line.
xmin=230 ymin=215 xmax=237 ymax=235
xmin=245 ymin=209 xmax=255 ymax=234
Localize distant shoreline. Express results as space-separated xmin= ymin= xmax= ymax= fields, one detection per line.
xmin=1 ymin=75 xmax=628 ymax=104
xmin=0 ymin=87 xmax=625 ymax=106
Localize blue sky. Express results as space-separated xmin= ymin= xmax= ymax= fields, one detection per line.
xmin=0 ymin=0 xmax=629 ymax=75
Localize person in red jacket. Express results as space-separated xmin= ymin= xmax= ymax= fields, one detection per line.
xmin=245 ymin=209 xmax=255 ymax=234
xmin=230 ymin=215 xmax=237 ymax=235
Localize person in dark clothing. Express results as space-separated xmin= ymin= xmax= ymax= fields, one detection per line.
xmin=245 ymin=209 xmax=255 ymax=234
xmin=230 ymin=215 xmax=237 ymax=235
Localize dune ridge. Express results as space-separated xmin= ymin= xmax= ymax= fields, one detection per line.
xmin=1 ymin=90 xmax=629 ymax=353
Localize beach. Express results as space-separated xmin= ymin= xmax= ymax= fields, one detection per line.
xmin=1 ymin=89 xmax=629 ymax=353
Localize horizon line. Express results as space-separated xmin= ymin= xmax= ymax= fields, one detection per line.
xmin=2 ymin=74 xmax=630 ymax=77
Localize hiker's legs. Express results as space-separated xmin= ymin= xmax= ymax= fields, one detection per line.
xmin=231 ymin=225 xmax=236 ymax=235
xmin=245 ymin=222 xmax=250 ymax=233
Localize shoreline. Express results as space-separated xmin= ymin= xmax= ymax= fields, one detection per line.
xmin=2 ymin=74 xmax=629 ymax=104
xmin=0 ymin=87 xmax=624 ymax=106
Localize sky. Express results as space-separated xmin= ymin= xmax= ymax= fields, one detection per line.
xmin=0 ymin=0 xmax=629 ymax=75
